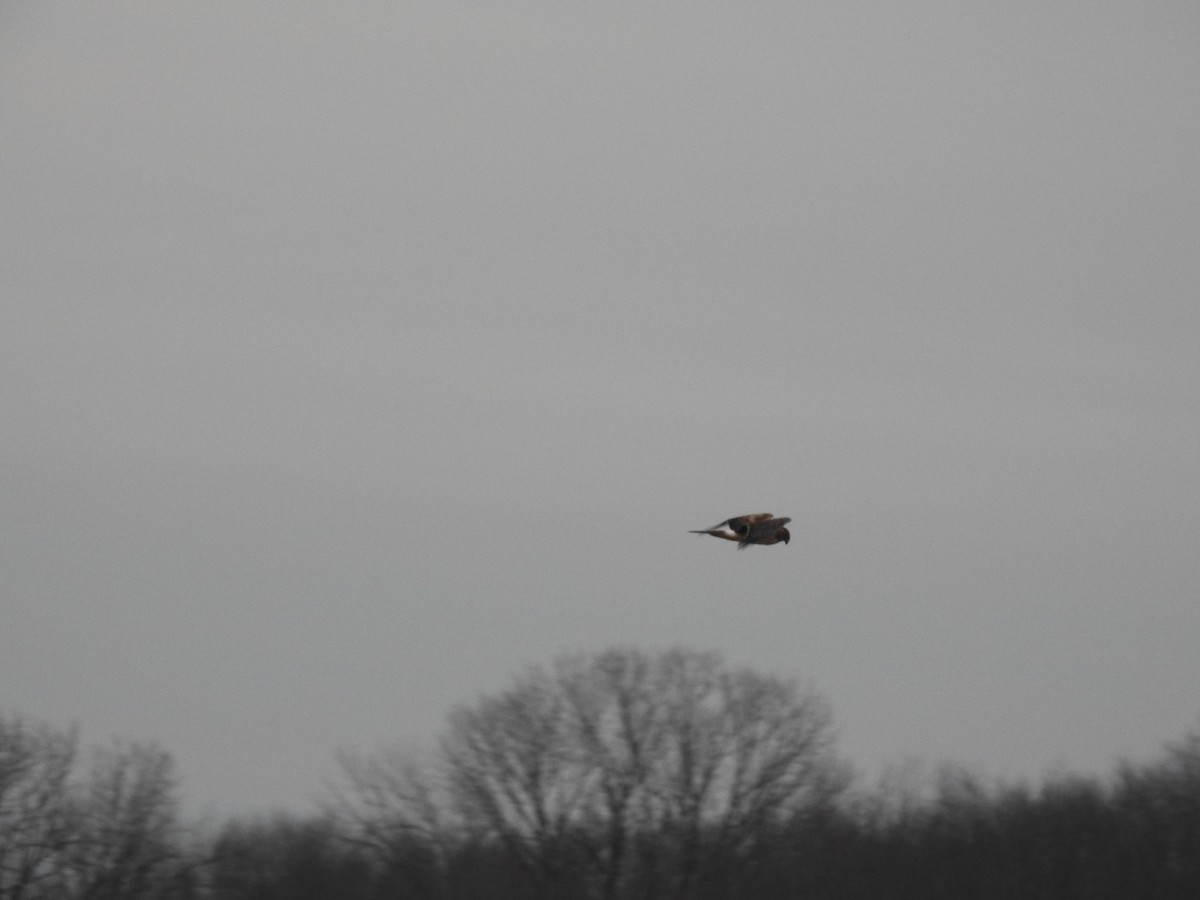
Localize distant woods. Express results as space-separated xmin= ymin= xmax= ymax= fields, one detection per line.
xmin=3 ymin=647 xmax=1199 ymax=899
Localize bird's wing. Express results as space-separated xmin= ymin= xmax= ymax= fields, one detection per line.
xmin=722 ymin=513 xmax=774 ymax=533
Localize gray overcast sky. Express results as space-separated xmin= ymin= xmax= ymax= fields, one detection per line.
xmin=3 ymin=1 xmax=1198 ymax=817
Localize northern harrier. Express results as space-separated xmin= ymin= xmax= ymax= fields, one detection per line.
xmin=689 ymin=513 xmax=791 ymax=549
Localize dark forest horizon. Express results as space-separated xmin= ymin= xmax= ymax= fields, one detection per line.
xmin=4 ymin=645 xmax=1198 ymax=899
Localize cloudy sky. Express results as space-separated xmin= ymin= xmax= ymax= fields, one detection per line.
xmin=3 ymin=1 xmax=1198 ymax=817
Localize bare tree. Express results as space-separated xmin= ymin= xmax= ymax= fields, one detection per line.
xmin=442 ymin=664 xmax=594 ymax=896
xmin=441 ymin=647 xmax=844 ymax=900
xmin=61 ymin=740 xmax=184 ymax=900
xmin=0 ymin=716 xmax=78 ymax=900
xmin=0 ymin=716 xmax=196 ymax=900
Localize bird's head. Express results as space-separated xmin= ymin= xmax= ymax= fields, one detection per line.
xmin=779 ymin=528 xmax=791 ymax=545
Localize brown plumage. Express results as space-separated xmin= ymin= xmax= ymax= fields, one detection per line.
xmin=689 ymin=513 xmax=792 ymax=549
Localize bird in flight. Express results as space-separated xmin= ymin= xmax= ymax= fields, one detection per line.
xmin=689 ymin=513 xmax=791 ymax=549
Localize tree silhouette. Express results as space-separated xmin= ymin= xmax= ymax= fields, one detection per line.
xmin=0 ymin=713 xmax=195 ymax=900
xmin=337 ymin=647 xmax=846 ymax=900
xmin=0 ymin=716 xmax=77 ymax=899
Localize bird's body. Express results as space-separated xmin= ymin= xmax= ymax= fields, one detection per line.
xmin=689 ymin=513 xmax=791 ymax=549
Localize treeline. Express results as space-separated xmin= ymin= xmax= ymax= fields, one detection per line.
xmin=3 ymin=648 xmax=1198 ymax=899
